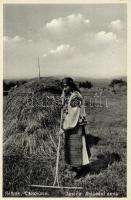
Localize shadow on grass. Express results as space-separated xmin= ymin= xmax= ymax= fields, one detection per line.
xmin=85 ymin=134 xmax=101 ymax=158
xmin=85 ymin=134 xmax=101 ymax=147
xmin=75 ymin=152 xmax=121 ymax=178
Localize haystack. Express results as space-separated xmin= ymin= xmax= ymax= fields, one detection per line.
xmin=3 ymin=78 xmax=74 ymax=192
xmin=3 ymin=78 xmax=62 ymax=156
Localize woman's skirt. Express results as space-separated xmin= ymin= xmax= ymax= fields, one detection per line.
xmin=64 ymin=125 xmax=90 ymax=167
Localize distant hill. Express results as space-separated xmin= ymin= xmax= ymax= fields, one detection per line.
xmin=3 ymin=75 xmax=127 ymax=92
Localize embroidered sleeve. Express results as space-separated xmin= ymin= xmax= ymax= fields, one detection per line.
xmin=70 ymin=96 xmax=82 ymax=107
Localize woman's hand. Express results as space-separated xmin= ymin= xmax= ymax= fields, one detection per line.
xmin=58 ymin=129 xmax=64 ymax=136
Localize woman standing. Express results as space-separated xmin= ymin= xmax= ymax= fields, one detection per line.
xmin=59 ymin=77 xmax=90 ymax=175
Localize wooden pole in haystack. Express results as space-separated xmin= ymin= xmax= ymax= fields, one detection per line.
xmin=38 ymin=56 xmax=41 ymax=81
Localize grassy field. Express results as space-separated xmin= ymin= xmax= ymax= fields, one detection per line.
xmin=3 ymin=77 xmax=127 ymax=197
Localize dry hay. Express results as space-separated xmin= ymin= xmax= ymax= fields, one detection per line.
xmin=3 ymin=78 xmax=62 ymax=157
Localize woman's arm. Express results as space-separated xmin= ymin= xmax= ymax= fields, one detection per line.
xmin=63 ymin=93 xmax=82 ymax=130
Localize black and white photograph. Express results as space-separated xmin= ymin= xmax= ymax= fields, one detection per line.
xmin=2 ymin=2 xmax=127 ymax=197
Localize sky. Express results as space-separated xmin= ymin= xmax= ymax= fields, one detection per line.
xmin=3 ymin=4 xmax=127 ymax=79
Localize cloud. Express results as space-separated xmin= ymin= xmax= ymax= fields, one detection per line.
xmin=28 ymin=39 xmax=33 ymax=43
xmin=42 ymin=44 xmax=75 ymax=58
xmin=95 ymin=31 xmax=117 ymax=43
xmin=50 ymin=44 xmax=75 ymax=54
xmin=12 ymin=35 xmax=24 ymax=42
xmin=45 ymin=13 xmax=90 ymax=33
xmin=46 ymin=18 xmax=63 ymax=29
xmin=3 ymin=5 xmax=126 ymax=79
xmin=43 ymin=53 xmax=47 ymax=58
xmin=43 ymin=14 xmax=91 ymax=50
xmin=3 ymin=35 xmax=25 ymax=43
xmin=40 ymin=41 xmax=126 ymax=78
xmin=66 ymin=13 xmax=90 ymax=25
xmin=109 ymin=20 xmax=123 ymax=31
xmin=3 ymin=36 xmax=9 ymax=42
xmin=44 ymin=14 xmax=120 ymax=51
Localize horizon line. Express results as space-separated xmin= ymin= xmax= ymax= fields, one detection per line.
xmin=3 ymin=75 xmax=127 ymax=81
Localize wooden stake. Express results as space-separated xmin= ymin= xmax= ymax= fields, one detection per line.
xmin=38 ymin=56 xmax=41 ymax=81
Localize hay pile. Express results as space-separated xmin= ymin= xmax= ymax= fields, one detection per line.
xmin=3 ymin=78 xmax=62 ymax=156
xmin=3 ymin=78 xmax=66 ymax=193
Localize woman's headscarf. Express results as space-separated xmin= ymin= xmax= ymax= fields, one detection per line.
xmin=61 ymin=77 xmax=80 ymax=93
